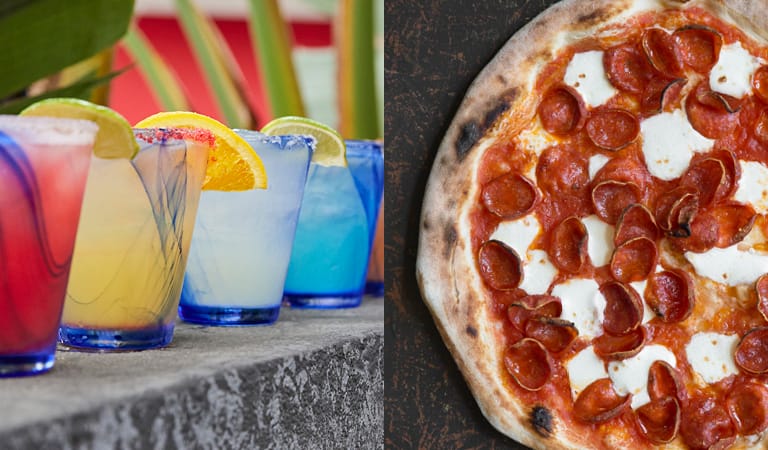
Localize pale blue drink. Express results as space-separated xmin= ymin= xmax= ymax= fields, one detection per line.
xmin=179 ymin=131 xmax=313 ymax=325
xmin=284 ymin=140 xmax=384 ymax=308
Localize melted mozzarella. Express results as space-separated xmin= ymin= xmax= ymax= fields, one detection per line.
xmin=518 ymin=250 xmax=557 ymax=295
xmin=735 ymin=160 xmax=768 ymax=214
xmin=607 ymin=345 xmax=677 ymax=409
xmin=630 ymin=279 xmax=655 ymax=324
xmin=588 ymin=154 xmax=610 ymax=180
xmin=710 ymin=42 xmax=761 ymax=98
xmin=581 ymin=215 xmax=614 ymax=267
xmin=516 ymin=121 xmax=556 ymax=157
xmin=489 ymin=216 xmax=555 ymax=295
xmin=564 ymin=51 xmax=617 ymax=108
xmin=640 ymin=109 xmax=714 ymax=180
xmin=685 ymin=245 xmax=768 ymax=286
xmin=553 ymin=278 xmax=606 ymax=338
xmin=686 ymin=332 xmax=739 ymax=384
xmin=567 ymin=346 xmax=608 ymax=400
xmin=490 ymin=215 xmax=541 ymax=255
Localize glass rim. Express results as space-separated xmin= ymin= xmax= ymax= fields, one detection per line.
xmin=233 ymin=128 xmax=316 ymax=151
xmin=0 ymin=114 xmax=99 ymax=146
xmin=133 ymin=127 xmax=216 ymax=146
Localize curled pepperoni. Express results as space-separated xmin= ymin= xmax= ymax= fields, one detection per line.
xmin=611 ymin=237 xmax=658 ymax=283
xmin=503 ymin=338 xmax=551 ymax=391
xmin=679 ymin=157 xmax=726 ymax=207
xmin=574 ymin=378 xmax=630 ymax=423
xmin=507 ymin=295 xmax=562 ymax=332
xmin=642 ymin=28 xmax=684 ymax=77
xmin=756 ymin=274 xmax=768 ymax=322
xmin=646 ymin=270 xmax=694 ymax=323
xmin=711 ymin=203 xmax=756 ymax=248
xmin=586 ymin=109 xmax=640 ymax=151
xmin=754 ymin=66 xmax=768 ymax=105
xmin=686 ymin=81 xmax=740 ymax=139
xmin=668 ymin=211 xmax=719 ymax=253
xmin=593 ymin=327 xmax=645 ymax=359
xmin=604 ymin=44 xmax=653 ymax=93
xmin=550 ymin=216 xmax=588 ymax=273
xmin=600 ymin=281 xmax=643 ymax=335
xmin=697 ymin=89 xmax=742 ymax=113
xmin=708 ymin=149 xmax=740 ymax=199
xmin=481 ymin=173 xmax=538 ymax=219
xmin=525 ymin=317 xmax=578 ymax=353
xmin=478 ymin=240 xmax=522 ymax=291
xmin=615 ymin=203 xmax=659 ymax=247
xmin=754 ymin=108 xmax=768 ymax=144
xmin=726 ymin=382 xmax=768 ymax=435
xmin=680 ymin=395 xmax=735 ymax=450
xmin=538 ymin=85 xmax=586 ymax=136
xmin=636 ymin=396 xmax=681 ymax=444
xmin=648 ymin=361 xmax=682 ymax=401
xmin=673 ymin=25 xmax=722 ymax=73
xmin=592 ymin=180 xmax=642 ymax=225
xmin=641 ymin=77 xmax=685 ymax=115
xmin=735 ymin=327 xmax=768 ymax=374
xmin=654 ymin=186 xmax=699 ymax=235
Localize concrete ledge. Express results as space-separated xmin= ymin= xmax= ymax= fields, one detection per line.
xmin=0 ymin=298 xmax=384 ymax=449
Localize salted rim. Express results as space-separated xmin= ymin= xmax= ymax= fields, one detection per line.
xmin=133 ymin=127 xmax=216 ymax=147
xmin=0 ymin=115 xmax=98 ymax=146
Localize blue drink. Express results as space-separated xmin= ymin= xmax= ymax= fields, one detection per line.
xmin=179 ymin=131 xmax=313 ymax=325
xmin=284 ymin=140 xmax=384 ymax=308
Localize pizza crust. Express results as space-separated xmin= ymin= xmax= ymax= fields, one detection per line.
xmin=417 ymin=1 xmax=768 ymax=449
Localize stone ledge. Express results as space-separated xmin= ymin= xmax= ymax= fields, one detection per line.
xmin=0 ymin=298 xmax=384 ymax=450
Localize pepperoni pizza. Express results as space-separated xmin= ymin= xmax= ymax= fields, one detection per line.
xmin=417 ymin=0 xmax=768 ymax=448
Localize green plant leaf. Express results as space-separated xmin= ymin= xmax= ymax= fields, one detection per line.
xmin=248 ymin=0 xmax=305 ymax=119
xmin=0 ymin=69 xmax=127 ymax=114
xmin=122 ymin=25 xmax=190 ymax=111
xmin=0 ymin=0 xmax=134 ymax=100
xmin=175 ymin=0 xmax=253 ymax=128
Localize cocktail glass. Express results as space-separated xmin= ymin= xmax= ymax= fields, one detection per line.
xmin=179 ymin=131 xmax=313 ymax=325
xmin=284 ymin=139 xmax=384 ymax=308
xmin=59 ymin=128 xmax=210 ymax=351
xmin=0 ymin=115 xmax=96 ymax=376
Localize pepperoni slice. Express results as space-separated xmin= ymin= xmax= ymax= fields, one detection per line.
xmin=615 ymin=204 xmax=659 ymax=247
xmin=538 ymin=85 xmax=586 ymax=136
xmin=524 ymin=317 xmax=578 ymax=353
xmin=697 ymin=89 xmax=743 ymax=113
xmin=641 ymin=77 xmax=686 ymax=115
xmin=636 ymin=396 xmax=681 ymax=444
xmin=585 ymin=109 xmax=640 ymax=151
xmin=592 ymin=180 xmax=642 ymax=225
xmin=680 ymin=395 xmax=735 ymax=450
xmin=600 ymin=281 xmax=643 ymax=335
xmin=735 ymin=327 xmax=768 ymax=374
xmin=537 ymin=146 xmax=590 ymax=199
xmin=503 ymin=338 xmax=551 ymax=391
xmin=604 ymin=44 xmax=653 ymax=93
xmin=654 ymin=186 xmax=699 ymax=234
xmin=646 ymin=270 xmax=694 ymax=323
xmin=673 ymin=25 xmax=722 ymax=73
xmin=593 ymin=327 xmax=645 ymax=360
xmin=611 ymin=237 xmax=657 ymax=283
xmin=642 ymin=28 xmax=684 ymax=77
xmin=756 ymin=274 xmax=768 ymax=322
xmin=668 ymin=211 xmax=719 ymax=253
xmin=478 ymin=240 xmax=522 ymax=291
xmin=753 ymin=66 xmax=768 ymax=104
xmin=550 ymin=216 xmax=588 ymax=273
xmin=708 ymin=149 xmax=740 ymax=200
xmin=712 ymin=203 xmax=757 ymax=248
xmin=574 ymin=378 xmax=631 ymax=423
xmin=679 ymin=157 xmax=726 ymax=207
xmin=481 ymin=173 xmax=539 ymax=219
xmin=754 ymin=108 xmax=768 ymax=144
xmin=726 ymin=382 xmax=768 ymax=435
xmin=648 ymin=361 xmax=682 ymax=401
xmin=685 ymin=81 xmax=740 ymax=139
xmin=507 ymin=295 xmax=562 ymax=332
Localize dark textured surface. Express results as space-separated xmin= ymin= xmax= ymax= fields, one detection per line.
xmin=0 ymin=299 xmax=383 ymax=449
xmin=385 ymin=1 xmax=559 ymax=449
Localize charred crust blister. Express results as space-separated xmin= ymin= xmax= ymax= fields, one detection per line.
xmin=456 ymin=121 xmax=482 ymax=161
xmin=466 ymin=325 xmax=478 ymax=337
xmin=577 ymin=7 xmax=608 ymax=26
xmin=443 ymin=224 xmax=458 ymax=258
xmin=455 ymin=88 xmax=519 ymax=161
xmin=530 ymin=405 xmax=553 ymax=437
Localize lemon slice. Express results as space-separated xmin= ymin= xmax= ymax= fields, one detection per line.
xmin=261 ymin=116 xmax=347 ymax=167
xmin=20 ymin=98 xmax=139 ymax=159
xmin=135 ymin=111 xmax=267 ymax=191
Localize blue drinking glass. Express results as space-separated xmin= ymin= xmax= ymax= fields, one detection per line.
xmin=179 ymin=131 xmax=313 ymax=325
xmin=284 ymin=140 xmax=384 ymax=308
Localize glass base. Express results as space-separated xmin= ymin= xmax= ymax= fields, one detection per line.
xmin=284 ymin=292 xmax=362 ymax=309
xmin=58 ymin=323 xmax=175 ymax=351
xmin=0 ymin=352 xmax=55 ymax=377
xmin=178 ymin=304 xmax=280 ymax=326
xmin=365 ymin=281 xmax=384 ymax=297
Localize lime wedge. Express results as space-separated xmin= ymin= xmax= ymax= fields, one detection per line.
xmin=20 ymin=98 xmax=139 ymax=159
xmin=261 ymin=116 xmax=347 ymax=167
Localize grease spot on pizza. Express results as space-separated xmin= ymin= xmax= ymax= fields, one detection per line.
xmin=466 ymin=325 xmax=478 ymax=337
xmin=530 ymin=405 xmax=553 ymax=437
